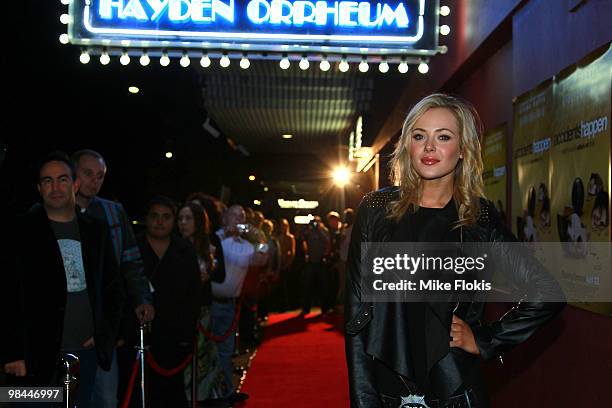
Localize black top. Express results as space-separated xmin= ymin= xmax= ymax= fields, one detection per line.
xmin=375 ymin=200 xmax=460 ymax=395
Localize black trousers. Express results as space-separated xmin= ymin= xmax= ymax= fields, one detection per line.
xmin=301 ymin=262 xmax=331 ymax=312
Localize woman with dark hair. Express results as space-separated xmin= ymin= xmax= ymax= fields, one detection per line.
xmin=345 ymin=94 xmax=565 ymax=407
xmin=136 ymin=196 xmax=201 ymax=408
xmin=177 ymin=202 xmax=227 ymax=401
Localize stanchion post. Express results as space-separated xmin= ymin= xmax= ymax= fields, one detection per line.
xmin=192 ymin=341 xmax=198 ymax=408
xmin=61 ymin=353 xmax=79 ymax=408
xmin=139 ymin=323 xmax=146 ymax=408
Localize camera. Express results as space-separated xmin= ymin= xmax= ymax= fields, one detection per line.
xmin=256 ymin=243 xmax=269 ymax=253
xmin=236 ymin=223 xmax=250 ymax=234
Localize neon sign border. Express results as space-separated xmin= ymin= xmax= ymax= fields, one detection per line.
xmin=81 ymin=0 xmax=427 ymax=45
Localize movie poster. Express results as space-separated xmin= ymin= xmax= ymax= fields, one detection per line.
xmin=512 ymin=44 xmax=611 ymax=315
xmin=482 ymin=125 xmax=508 ymax=223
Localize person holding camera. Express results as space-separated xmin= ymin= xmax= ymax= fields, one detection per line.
xmin=300 ymin=216 xmax=332 ymax=315
xmin=211 ymin=205 xmax=267 ymax=403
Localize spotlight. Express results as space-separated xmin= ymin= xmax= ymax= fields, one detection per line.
xmin=332 ymin=167 xmax=350 ymax=187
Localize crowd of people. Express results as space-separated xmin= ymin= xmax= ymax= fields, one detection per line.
xmin=1 ymin=148 xmax=355 ymax=408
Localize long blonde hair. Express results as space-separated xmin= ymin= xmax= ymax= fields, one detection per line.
xmin=388 ymin=94 xmax=485 ymax=227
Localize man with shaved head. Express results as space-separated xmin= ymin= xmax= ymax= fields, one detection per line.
xmin=211 ymin=204 xmax=267 ymax=404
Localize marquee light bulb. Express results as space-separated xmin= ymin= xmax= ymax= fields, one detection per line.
xmin=100 ymin=51 xmax=110 ymax=65
xmin=440 ymin=25 xmax=451 ymax=36
xmin=440 ymin=6 xmax=451 ymax=16
xmin=398 ymin=61 xmax=409 ymax=74
xmin=359 ymin=60 xmax=369 ymax=73
xmin=60 ymin=14 xmax=70 ymax=25
xmin=200 ymin=54 xmax=211 ymax=67
xmin=418 ymin=61 xmax=429 ymax=74
xmin=180 ymin=53 xmax=190 ymax=67
xmin=220 ymin=55 xmax=230 ymax=68
xmin=120 ymin=52 xmax=130 ymax=66
xmin=378 ymin=60 xmax=389 ymax=73
xmin=339 ymin=59 xmax=349 ymax=72
xmin=160 ymin=53 xmax=170 ymax=66
xmin=320 ymin=58 xmax=330 ymax=72
xmin=79 ymin=50 xmax=90 ymax=64
xmin=140 ymin=53 xmax=150 ymax=66
xmin=279 ymin=56 xmax=290 ymax=70
xmin=240 ymin=56 xmax=250 ymax=69
xmin=59 ymin=33 xmax=69 ymax=44
xmin=299 ymin=57 xmax=309 ymax=70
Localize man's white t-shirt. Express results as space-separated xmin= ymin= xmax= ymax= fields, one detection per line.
xmin=211 ymin=230 xmax=254 ymax=298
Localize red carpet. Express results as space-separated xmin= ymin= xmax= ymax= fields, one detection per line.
xmin=240 ymin=311 xmax=350 ymax=407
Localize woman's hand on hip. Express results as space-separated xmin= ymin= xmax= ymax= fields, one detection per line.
xmin=450 ymin=314 xmax=480 ymax=355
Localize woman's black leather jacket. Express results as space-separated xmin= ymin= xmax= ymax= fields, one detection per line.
xmin=344 ymin=187 xmax=566 ymax=407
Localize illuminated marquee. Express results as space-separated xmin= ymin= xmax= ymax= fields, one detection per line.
xmin=69 ymin=0 xmax=440 ymax=54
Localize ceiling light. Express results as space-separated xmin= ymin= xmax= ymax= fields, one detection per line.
xmin=264 ymin=187 xmax=269 ymax=192
xmin=299 ymin=56 xmax=309 ymax=70
xmin=249 ymin=175 xmax=256 ymax=181
xmin=253 ymin=200 xmax=262 ymax=206
xmin=220 ymin=54 xmax=230 ymax=68
xmin=282 ymin=134 xmax=293 ymax=139
xmin=128 ymin=86 xmax=139 ymax=94
xmin=165 ymin=152 xmax=173 ymax=159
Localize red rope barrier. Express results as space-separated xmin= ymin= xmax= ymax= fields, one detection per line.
xmin=146 ymin=351 xmax=193 ymax=377
xmin=198 ymin=303 xmax=241 ymax=342
xmin=120 ymin=356 xmax=140 ymax=408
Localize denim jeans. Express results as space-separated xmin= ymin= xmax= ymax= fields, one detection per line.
xmin=211 ymin=300 xmax=236 ymax=398
xmin=91 ymin=349 xmax=118 ymax=408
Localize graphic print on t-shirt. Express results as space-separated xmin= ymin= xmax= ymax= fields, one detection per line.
xmin=57 ymin=239 xmax=87 ymax=292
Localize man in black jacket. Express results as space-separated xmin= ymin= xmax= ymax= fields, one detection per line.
xmin=2 ymin=151 xmax=124 ymax=407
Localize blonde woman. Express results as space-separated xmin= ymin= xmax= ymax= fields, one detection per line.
xmin=344 ymin=94 xmax=565 ymax=407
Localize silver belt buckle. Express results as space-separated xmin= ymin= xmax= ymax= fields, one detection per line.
xmin=400 ymin=394 xmax=429 ymax=408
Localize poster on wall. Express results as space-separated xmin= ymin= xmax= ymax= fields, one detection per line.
xmin=482 ymin=125 xmax=508 ymax=224
xmin=512 ymin=43 xmax=611 ymax=315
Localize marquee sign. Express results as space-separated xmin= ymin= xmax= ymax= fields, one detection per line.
xmin=68 ymin=0 xmax=441 ymax=56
